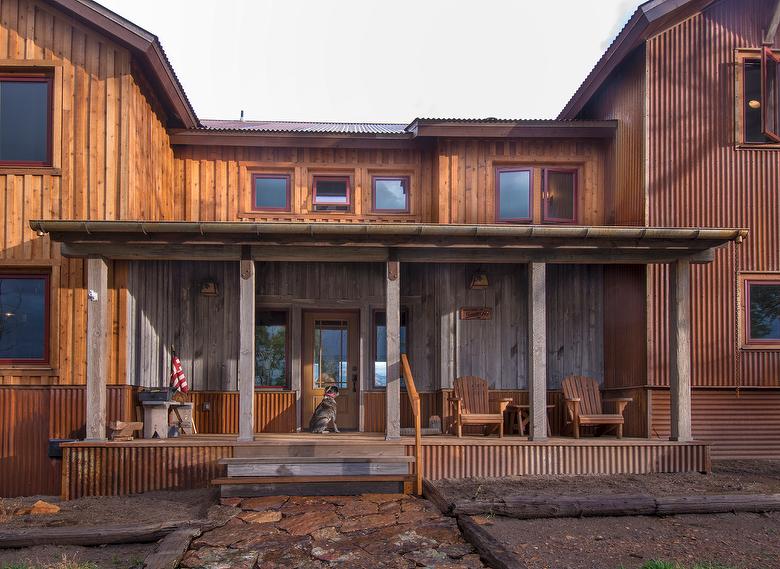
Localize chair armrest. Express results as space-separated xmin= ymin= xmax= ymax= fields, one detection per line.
xmin=497 ymin=398 xmax=513 ymax=413
xmin=448 ymin=397 xmax=462 ymax=403
xmin=499 ymin=398 xmax=514 ymax=403
xmin=603 ymin=397 xmax=633 ymax=403
xmin=564 ymin=397 xmax=581 ymax=402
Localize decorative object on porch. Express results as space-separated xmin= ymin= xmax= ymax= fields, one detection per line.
xmin=170 ymin=346 xmax=189 ymax=393
xmin=108 ymin=420 xmax=143 ymax=441
xmin=562 ymin=375 xmax=632 ymax=439
xmin=199 ymin=280 xmax=219 ymax=297
xmin=468 ymin=269 xmax=489 ymax=290
xmin=459 ymin=307 xmax=493 ymax=320
xmin=449 ymin=376 xmax=513 ymax=437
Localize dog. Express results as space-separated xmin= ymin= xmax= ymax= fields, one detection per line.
xmin=309 ymin=385 xmax=340 ymax=433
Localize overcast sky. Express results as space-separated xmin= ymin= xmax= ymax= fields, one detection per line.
xmin=99 ymin=0 xmax=640 ymax=123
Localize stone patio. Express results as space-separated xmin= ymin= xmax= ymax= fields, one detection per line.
xmin=180 ymin=494 xmax=486 ymax=568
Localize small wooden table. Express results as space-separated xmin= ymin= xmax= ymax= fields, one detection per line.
xmin=506 ymin=404 xmax=555 ymax=436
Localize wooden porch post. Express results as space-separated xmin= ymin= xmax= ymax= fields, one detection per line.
xmin=527 ymin=262 xmax=547 ymax=441
xmin=669 ymin=260 xmax=692 ymax=442
xmin=238 ymin=259 xmax=256 ymax=442
xmin=86 ymin=258 xmax=108 ymax=440
xmin=386 ymin=259 xmax=401 ymax=440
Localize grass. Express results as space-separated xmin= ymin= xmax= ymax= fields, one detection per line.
xmin=635 ymin=562 xmax=738 ymax=569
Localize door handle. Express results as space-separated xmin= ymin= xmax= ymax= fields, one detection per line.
xmin=352 ymin=374 xmax=358 ymax=392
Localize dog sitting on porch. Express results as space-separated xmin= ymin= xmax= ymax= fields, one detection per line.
xmin=309 ymin=385 xmax=340 ymax=433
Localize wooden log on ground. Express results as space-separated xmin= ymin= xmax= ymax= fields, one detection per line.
xmin=143 ymin=527 xmax=201 ymax=569
xmin=422 ymin=479 xmax=453 ymax=515
xmin=0 ymin=521 xmax=192 ymax=548
xmin=453 ymin=494 xmax=657 ymax=519
xmin=656 ymin=494 xmax=780 ymax=516
xmin=456 ymin=515 xmax=526 ymax=569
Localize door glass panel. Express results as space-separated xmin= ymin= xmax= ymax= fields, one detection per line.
xmin=313 ymin=319 xmax=348 ymax=388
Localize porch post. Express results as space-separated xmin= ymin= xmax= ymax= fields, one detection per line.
xmin=669 ymin=260 xmax=692 ymax=442
xmin=238 ymin=259 xmax=256 ymax=442
xmin=527 ymin=262 xmax=547 ymax=440
xmin=86 ymin=258 xmax=108 ymax=440
xmin=385 ymin=259 xmax=401 ymax=440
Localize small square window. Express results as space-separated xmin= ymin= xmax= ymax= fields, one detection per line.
xmin=255 ymin=310 xmax=288 ymax=388
xmin=0 ymin=274 xmax=49 ymax=364
xmin=313 ymin=176 xmax=350 ymax=212
xmin=252 ymin=174 xmax=290 ymax=211
xmin=373 ymin=176 xmax=409 ymax=212
xmin=496 ymin=168 xmax=532 ymax=222
xmin=543 ymin=169 xmax=577 ymax=223
xmin=745 ymin=280 xmax=780 ymax=345
xmin=0 ymin=76 xmax=52 ymax=165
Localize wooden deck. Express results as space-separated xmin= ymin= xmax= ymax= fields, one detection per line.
xmin=60 ymin=433 xmax=710 ymax=499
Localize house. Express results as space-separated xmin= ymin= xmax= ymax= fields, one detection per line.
xmin=0 ymin=0 xmax=777 ymax=498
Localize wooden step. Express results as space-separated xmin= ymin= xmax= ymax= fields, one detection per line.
xmin=233 ymin=443 xmax=406 ymax=459
xmin=213 ymin=475 xmax=414 ymax=498
xmin=220 ymin=456 xmax=413 ymax=477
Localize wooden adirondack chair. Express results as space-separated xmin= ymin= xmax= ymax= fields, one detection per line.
xmin=562 ymin=375 xmax=632 ymax=439
xmin=449 ymin=376 xmax=512 ymax=437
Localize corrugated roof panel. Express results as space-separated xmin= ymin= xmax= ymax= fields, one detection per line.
xmin=199 ymin=120 xmax=409 ymax=135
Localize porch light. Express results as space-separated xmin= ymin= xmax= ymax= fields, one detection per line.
xmin=748 ymin=99 xmax=761 ymax=109
xmin=469 ymin=270 xmax=489 ymax=290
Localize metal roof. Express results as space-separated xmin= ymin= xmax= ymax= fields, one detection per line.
xmin=199 ymin=120 xmax=409 ymax=135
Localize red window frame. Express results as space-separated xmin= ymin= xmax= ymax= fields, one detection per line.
xmin=542 ymin=168 xmax=578 ymax=224
xmin=762 ymin=47 xmax=780 ymax=143
xmin=0 ymin=272 xmax=50 ymax=366
xmin=744 ymin=279 xmax=780 ymax=346
xmin=495 ymin=167 xmax=533 ymax=223
xmin=255 ymin=308 xmax=290 ymax=389
xmin=372 ymin=176 xmax=410 ymax=213
xmin=312 ymin=175 xmax=351 ymax=212
xmin=0 ymin=75 xmax=53 ymax=167
xmin=251 ymin=173 xmax=291 ymax=212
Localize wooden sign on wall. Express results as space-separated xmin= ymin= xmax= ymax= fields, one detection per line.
xmin=459 ymin=307 xmax=493 ymax=320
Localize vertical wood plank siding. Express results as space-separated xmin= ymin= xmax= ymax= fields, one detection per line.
xmin=646 ymin=0 xmax=780 ymax=389
xmin=0 ymin=385 xmax=135 ymax=497
xmin=603 ymin=265 xmax=647 ymax=389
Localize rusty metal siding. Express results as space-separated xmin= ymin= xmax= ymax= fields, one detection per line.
xmin=189 ymin=391 xmax=297 ymax=434
xmin=651 ymin=388 xmax=780 ymax=458
xmin=62 ymin=443 xmax=232 ymax=499
xmin=646 ymin=0 xmax=780 ymax=388
xmin=413 ymin=440 xmax=709 ymax=480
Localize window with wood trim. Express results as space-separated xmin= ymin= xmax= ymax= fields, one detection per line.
xmin=255 ymin=310 xmax=289 ymax=388
xmin=313 ymin=176 xmax=351 ymax=212
xmin=372 ymin=309 xmax=408 ymax=388
xmin=744 ymin=279 xmax=780 ymax=346
xmin=252 ymin=174 xmax=290 ymax=212
xmin=496 ymin=167 xmax=532 ymax=222
xmin=738 ymin=48 xmax=780 ymax=145
xmin=0 ymin=75 xmax=52 ymax=165
xmin=372 ymin=176 xmax=410 ymax=213
xmin=542 ymin=169 xmax=577 ymax=223
xmin=0 ymin=273 xmax=49 ymax=365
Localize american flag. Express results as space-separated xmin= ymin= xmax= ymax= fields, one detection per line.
xmin=170 ymin=351 xmax=189 ymax=393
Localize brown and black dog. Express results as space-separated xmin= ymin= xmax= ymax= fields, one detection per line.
xmin=309 ymin=385 xmax=340 ymax=433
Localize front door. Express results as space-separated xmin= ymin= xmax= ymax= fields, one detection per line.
xmin=302 ymin=311 xmax=360 ymax=430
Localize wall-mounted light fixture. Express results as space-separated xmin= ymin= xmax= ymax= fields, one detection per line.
xmin=200 ymin=280 xmax=219 ymax=297
xmin=469 ymin=270 xmax=489 ymax=290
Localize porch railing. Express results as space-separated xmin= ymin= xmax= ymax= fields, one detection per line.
xmin=401 ymin=354 xmax=423 ymax=495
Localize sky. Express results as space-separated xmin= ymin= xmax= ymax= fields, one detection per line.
xmin=99 ymin=0 xmax=641 ymax=123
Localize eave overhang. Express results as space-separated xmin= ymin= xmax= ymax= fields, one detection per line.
xmin=405 ymin=119 xmax=618 ymax=139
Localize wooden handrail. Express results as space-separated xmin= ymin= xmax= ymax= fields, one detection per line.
xmin=401 ymin=354 xmax=423 ymax=496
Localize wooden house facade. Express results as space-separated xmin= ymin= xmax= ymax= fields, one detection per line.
xmin=0 ymin=0 xmax=776 ymax=497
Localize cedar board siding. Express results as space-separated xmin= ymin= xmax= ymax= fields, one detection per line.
xmin=646 ymin=0 xmax=780 ymax=388
xmin=0 ymin=0 xmax=173 ymax=386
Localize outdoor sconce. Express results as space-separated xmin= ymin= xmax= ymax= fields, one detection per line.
xmin=202 ymin=401 xmax=211 ymax=412
xmin=748 ymin=99 xmax=761 ymax=109
xmin=199 ymin=280 xmax=219 ymax=297
xmin=469 ymin=270 xmax=489 ymax=290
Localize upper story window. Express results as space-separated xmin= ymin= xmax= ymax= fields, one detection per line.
xmin=0 ymin=273 xmax=49 ymax=365
xmin=252 ymin=174 xmax=291 ymax=212
xmin=744 ymin=278 xmax=780 ymax=347
xmin=543 ymin=169 xmax=577 ymax=224
xmin=738 ymin=48 xmax=780 ymax=146
xmin=496 ymin=167 xmax=532 ymax=222
xmin=313 ymin=176 xmax=351 ymax=212
xmin=0 ymin=75 xmax=52 ymax=165
xmin=373 ymin=176 xmax=409 ymax=213
xmin=255 ymin=309 xmax=288 ymax=388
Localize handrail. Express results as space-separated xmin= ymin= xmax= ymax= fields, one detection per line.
xmin=401 ymin=354 xmax=422 ymax=496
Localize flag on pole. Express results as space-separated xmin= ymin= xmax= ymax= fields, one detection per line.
xmin=170 ymin=349 xmax=189 ymax=393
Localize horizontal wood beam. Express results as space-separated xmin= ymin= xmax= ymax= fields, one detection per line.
xmin=169 ymin=131 xmax=417 ymax=149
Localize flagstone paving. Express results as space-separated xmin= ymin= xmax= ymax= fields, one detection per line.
xmin=180 ymin=494 xmax=486 ymax=568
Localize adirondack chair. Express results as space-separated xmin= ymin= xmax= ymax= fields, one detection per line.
xmin=449 ymin=376 xmax=512 ymax=437
xmin=562 ymin=375 xmax=632 ymax=439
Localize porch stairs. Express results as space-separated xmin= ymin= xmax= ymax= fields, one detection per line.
xmin=212 ymin=439 xmax=416 ymax=497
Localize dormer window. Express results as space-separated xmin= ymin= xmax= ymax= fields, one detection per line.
xmin=313 ymin=176 xmax=351 ymax=212
xmin=737 ymin=48 xmax=780 ymax=146
xmin=0 ymin=75 xmax=52 ymax=165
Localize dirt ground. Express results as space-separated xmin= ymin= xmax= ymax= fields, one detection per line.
xmin=478 ymin=511 xmax=780 ymax=569
xmin=433 ymin=460 xmax=780 ymax=502
xmin=0 ymin=543 xmax=153 ymax=569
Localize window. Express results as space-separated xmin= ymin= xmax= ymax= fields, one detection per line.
xmin=543 ymin=169 xmax=577 ymax=223
xmin=252 ymin=174 xmax=290 ymax=211
xmin=373 ymin=176 xmax=409 ymax=212
xmin=496 ymin=168 xmax=532 ymax=222
xmin=739 ymin=49 xmax=780 ymax=144
xmin=0 ymin=274 xmax=49 ymax=364
xmin=373 ymin=309 xmax=408 ymax=388
xmin=313 ymin=176 xmax=350 ymax=212
xmin=762 ymin=47 xmax=780 ymax=142
xmin=745 ymin=280 xmax=780 ymax=345
xmin=0 ymin=76 xmax=51 ymax=165
xmin=255 ymin=310 xmax=288 ymax=387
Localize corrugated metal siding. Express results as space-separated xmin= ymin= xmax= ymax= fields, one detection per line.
xmin=363 ymin=392 xmax=440 ymax=433
xmin=63 ymin=444 xmax=232 ymax=499
xmin=189 ymin=391 xmax=296 ymax=434
xmin=646 ymin=0 xmax=780 ymax=388
xmin=651 ymin=388 xmax=780 ymax=459
xmin=414 ymin=440 xmax=709 ymax=480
